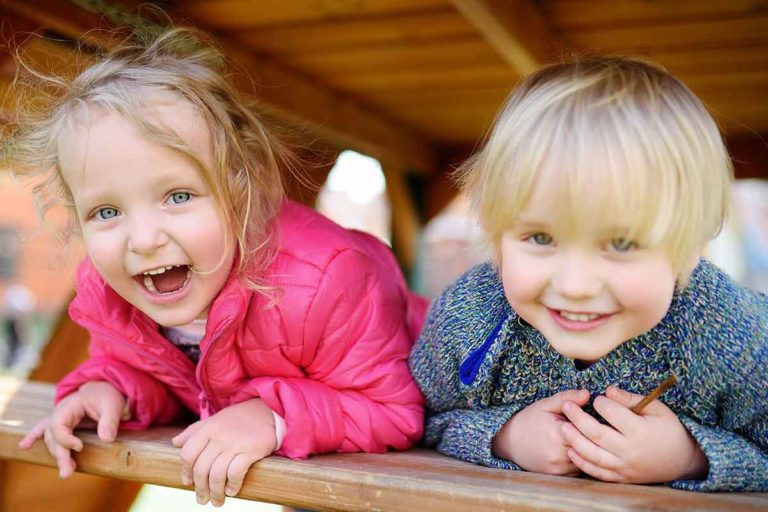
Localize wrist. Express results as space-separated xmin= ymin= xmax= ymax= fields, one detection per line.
xmin=243 ymin=398 xmax=280 ymax=452
xmin=679 ymin=441 xmax=709 ymax=480
xmin=271 ymin=410 xmax=286 ymax=451
xmin=491 ymin=417 xmax=516 ymax=462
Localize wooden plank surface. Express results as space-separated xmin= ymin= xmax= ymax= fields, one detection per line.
xmin=1 ymin=379 xmax=767 ymax=511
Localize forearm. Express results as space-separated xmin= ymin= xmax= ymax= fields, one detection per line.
xmin=425 ymin=405 xmax=522 ymax=469
xmin=231 ymin=376 xmax=423 ymax=458
xmin=56 ymin=357 xmax=185 ymax=428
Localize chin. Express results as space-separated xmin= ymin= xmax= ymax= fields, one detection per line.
xmin=147 ymin=310 xmax=197 ymax=328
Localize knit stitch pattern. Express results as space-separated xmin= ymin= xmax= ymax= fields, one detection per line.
xmin=409 ymin=259 xmax=768 ymax=492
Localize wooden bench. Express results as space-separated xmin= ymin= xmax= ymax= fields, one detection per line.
xmin=1 ymin=378 xmax=766 ymax=511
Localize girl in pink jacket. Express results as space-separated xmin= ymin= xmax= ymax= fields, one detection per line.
xmin=10 ymin=27 xmax=427 ymax=506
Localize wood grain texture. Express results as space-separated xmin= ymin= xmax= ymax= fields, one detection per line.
xmin=1 ymin=379 xmax=767 ymax=511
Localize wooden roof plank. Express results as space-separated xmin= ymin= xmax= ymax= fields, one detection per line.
xmin=544 ymin=0 xmax=768 ymax=30
xmin=179 ymin=0 xmax=450 ymax=30
xmin=279 ymin=38 xmax=504 ymax=75
xmin=566 ymin=16 xmax=768 ymax=53
xmin=450 ymin=0 xmax=561 ymax=75
xmin=0 ymin=0 xmax=437 ymax=171
xmin=238 ymin=9 xmax=476 ymax=54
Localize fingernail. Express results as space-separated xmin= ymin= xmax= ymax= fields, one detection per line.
xmin=196 ymin=493 xmax=206 ymax=505
xmin=225 ymin=486 xmax=236 ymax=496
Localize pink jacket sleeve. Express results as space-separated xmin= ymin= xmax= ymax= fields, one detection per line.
xmin=55 ymin=348 xmax=184 ymax=430
xmin=231 ymin=248 xmax=425 ymax=459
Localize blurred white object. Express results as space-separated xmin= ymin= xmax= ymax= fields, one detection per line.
xmin=4 ymin=283 xmax=36 ymax=318
xmin=418 ymin=195 xmax=491 ymax=298
xmin=709 ymin=179 xmax=768 ymax=293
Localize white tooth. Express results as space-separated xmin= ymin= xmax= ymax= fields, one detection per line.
xmin=560 ymin=311 xmax=600 ymax=322
xmin=143 ymin=275 xmax=158 ymax=293
xmin=166 ymin=266 xmax=173 ymax=270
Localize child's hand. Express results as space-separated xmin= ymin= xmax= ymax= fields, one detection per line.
xmin=492 ymin=389 xmax=590 ymax=476
xmin=172 ymin=398 xmax=277 ymax=507
xmin=560 ymin=385 xmax=709 ymax=484
xmin=18 ymin=381 xmax=127 ymax=478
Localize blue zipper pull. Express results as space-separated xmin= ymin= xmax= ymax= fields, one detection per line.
xmin=459 ymin=316 xmax=506 ymax=385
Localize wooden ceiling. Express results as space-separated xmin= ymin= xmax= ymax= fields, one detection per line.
xmin=2 ymin=0 xmax=767 ymax=176
xmin=183 ymin=0 xmax=768 ymax=160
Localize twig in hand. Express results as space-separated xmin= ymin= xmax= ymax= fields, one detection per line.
xmin=630 ymin=375 xmax=678 ymax=414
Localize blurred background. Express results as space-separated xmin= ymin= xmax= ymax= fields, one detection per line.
xmin=0 ymin=1 xmax=766 ymax=510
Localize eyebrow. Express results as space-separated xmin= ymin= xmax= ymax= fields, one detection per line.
xmin=512 ymin=215 xmax=553 ymax=229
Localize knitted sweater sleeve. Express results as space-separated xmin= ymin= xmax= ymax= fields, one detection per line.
xmin=672 ymin=327 xmax=768 ymax=491
xmin=409 ymin=264 xmax=522 ymax=469
xmin=673 ymin=414 xmax=768 ymax=492
xmin=670 ymin=267 xmax=768 ymax=492
xmin=423 ymin=406 xmax=521 ymax=469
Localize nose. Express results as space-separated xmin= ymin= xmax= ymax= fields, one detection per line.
xmin=551 ymin=250 xmax=603 ymax=300
xmin=127 ymin=213 xmax=169 ymax=255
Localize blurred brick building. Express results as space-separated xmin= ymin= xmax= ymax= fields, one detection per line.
xmin=0 ymin=173 xmax=82 ymax=315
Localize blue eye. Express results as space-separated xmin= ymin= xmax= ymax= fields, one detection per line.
xmin=610 ymin=238 xmax=637 ymax=252
xmin=94 ymin=207 xmax=119 ymax=221
xmin=529 ymin=233 xmax=553 ymax=245
xmin=170 ymin=192 xmax=191 ymax=204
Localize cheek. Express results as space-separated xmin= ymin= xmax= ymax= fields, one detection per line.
xmin=500 ymin=255 xmax=543 ymax=307
xmin=82 ymin=232 xmax=117 ymax=269
xmin=615 ymin=265 xmax=676 ymax=323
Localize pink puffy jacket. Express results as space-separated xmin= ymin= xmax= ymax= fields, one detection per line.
xmin=56 ymin=200 xmax=428 ymax=459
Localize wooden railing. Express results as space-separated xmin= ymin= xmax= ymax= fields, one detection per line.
xmin=1 ymin=378 xmax=767 ymax=511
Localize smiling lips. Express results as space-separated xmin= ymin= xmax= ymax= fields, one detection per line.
xmin=136 ymin=265 xmax=191 ymax=294
xmin=549 ymin=308 xmax=614 ymax=331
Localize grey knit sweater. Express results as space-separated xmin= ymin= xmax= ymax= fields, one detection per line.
xmin=409 ymin=259 xmax=768 ymax=492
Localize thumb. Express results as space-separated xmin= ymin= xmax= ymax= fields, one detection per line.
xmin=541 ymin=389 xmax=590 ymax=412
xmin=96 ymin=398 xmax=124 ymax=442
xmin=605 ymin=385 xmax=649 ymax=411
xmin=172 ymin=421 xmax=201 ymax=447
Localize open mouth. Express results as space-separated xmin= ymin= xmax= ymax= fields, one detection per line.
xmin=135 ymin=265 xmax=191 ymax=295
xmin=548 ymin=308 xmax=613 ymax=331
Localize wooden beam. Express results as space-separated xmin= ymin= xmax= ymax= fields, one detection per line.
xmin=383 ymin=163 xmax=421 ymax=274
xmin=2 ymin=379 xmax=768 ymax=511
xmin=0 ymin=0 xmax=436 ymax=172
xmin=451 ymin=0 xmax=560 ymax=76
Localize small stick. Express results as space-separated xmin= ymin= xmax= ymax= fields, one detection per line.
xmin=630 ymin=375 xmax=678 ymax=414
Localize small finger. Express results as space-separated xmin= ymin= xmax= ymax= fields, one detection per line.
xmin=225 ymin=453 xmax=256 ymax=497
xmin=208 ymin=453 xmax=232 ymax=507
xmin=192 ymin=445 xmax=220 ymax=506
xmin=541 ymin=389 xmax=590 ymax=412
xmin=593 ymin=395 xmax=641 ymax=434
xmin=49 ymin=438 xmax=76 ymax=478
xmin=560 ymin=422 xmax=621 ymax=470
xmin=172 ymin=421 xmax=202 ymax=447
xmin=606 ymin=385 xmax=667 ymax=416
xmin=178 ymin=431 xmax=209 ymax=486
xmin=562 ymin=401 xmax=622 ymax=452
xmin=96 ymin=413 xmax=120 ymax=443
xmin=18 ymin=419 xmax=48 ymax=449
xmin=567 ymin=448 xmax=624 ymax=483
xmin=51 ymin=424 xmax=83 ymax=452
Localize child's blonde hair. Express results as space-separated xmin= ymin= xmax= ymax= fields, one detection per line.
xmin=2 ymin=27 xmax=292 ymax=292
xmin=457 ymin=56 xmax=732 ymax=276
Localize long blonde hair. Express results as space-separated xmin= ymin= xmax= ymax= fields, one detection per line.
xmin=2 ymin=27 xmax=293 ymax=293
